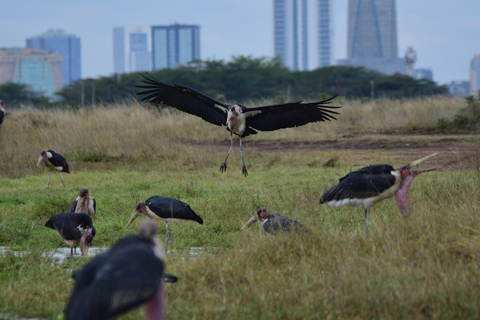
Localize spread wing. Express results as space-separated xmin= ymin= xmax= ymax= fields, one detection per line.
xmin=136 ymin=73 xmax=228 ymax=126
xmin=244 ymin=96 xmax=341 ymax=132
xmin=320 ymin=164 xmax=396 ymax=202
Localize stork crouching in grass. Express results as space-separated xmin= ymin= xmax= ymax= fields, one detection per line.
xmin=126 ymin=195 xmax=203 ymax=250
xmin=65 ymin=221 xmax=177 ymax=320
xmin=44 ymin=212 xmax=95 ymax=256
xmin=241 ymin=207 xmax=304 ymax=235
xmin=319 ymin=153 xmax=437 ymax=235
xmin=69 ymin=188 xmax=96 ymax=219
xmin=136 ymin=73 xmax=341 ymax=176
xmin=36 ymin=149 xmax=70 ymax=187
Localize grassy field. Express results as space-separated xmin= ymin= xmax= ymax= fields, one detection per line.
xmin=1 ymin=96 xmax=480 ymax=319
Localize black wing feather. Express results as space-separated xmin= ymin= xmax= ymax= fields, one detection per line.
xmin=263 ymin=214 xmax=303 ymax=233
xmin=0 ymin=109 xmax=4 ymax=127
xmin=146 ymin=195 xmax=203 ymax=224
xmin=245 ymin=96 xmax=341 ymax=132
xmin=65 ymin=236 xmax=164 ymax=320
xmin=68 ymin=198 xmax=78 ymax=212
xmin=47 ymin=150 xmax=69 ymax=172
xmin=44 ymin=212 xmax=93 ymax=240
xmin=320 ymin=164 xmax=397 ymax=202
xmin=136 ymin=73 xmax=228 ymax=127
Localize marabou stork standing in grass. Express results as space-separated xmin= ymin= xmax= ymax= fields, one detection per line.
xmin=65 ymin=221 xmax=177 ymax=320
xmin=0 ymin=100 xmax=5 ymax=129
xmin=69 ymin=188 xmax=96 ymax=219
xmin=136 ymin=73 xmax=341 ymax=176
xmin=36 ymin=149 xmax=70 ymax=187
xmin=319 ymin=153 xmax=437 ymax=235
xmin=126 ymin=195 xmax=204 ymax=250
xmin=44 ymin=212 xmax=95 ymax=256
xmin=241 ymin=207 xmax=304 ymax=235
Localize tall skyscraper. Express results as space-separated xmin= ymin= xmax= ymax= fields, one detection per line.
xmin=317 ymin=0 xmax=333 ymax=67
xmin=113 ymin=27 xmax=125 ymax=74
xmin=151 ymin=24 xmax=200 ymax=70
xmin=347 ymin=0 xmax=397 ymax=59
xmin=274 ymin=0 xmax=308 ymax=71
xmin=338 ymin=0 xmax=406 ymax=75
xmin=470 ymin=55 xmax=480 ymax=96
xmin=26 ymin=29 xmax=81 ymax=87
xmin=0 ymin=47 xmax=62 ymax=99
xmin=129 ymin=32 xmax=151 ymax=72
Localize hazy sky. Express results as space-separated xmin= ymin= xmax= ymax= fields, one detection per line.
xmin=2 ymin=0 xmax=479 ymax=85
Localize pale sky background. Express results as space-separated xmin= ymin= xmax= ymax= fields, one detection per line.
xmin=2 ymin=1 xmax=479 ymax=85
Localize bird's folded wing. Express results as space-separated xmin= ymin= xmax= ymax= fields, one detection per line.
xmin=136 ymin=73 xmax=228 ymax=126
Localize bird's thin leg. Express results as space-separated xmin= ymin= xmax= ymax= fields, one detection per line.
xmin=364 ymin=207 xmax=371 ymax=236
xmin=59 ymin=172 xmax=66 ymax=187
xmin=165 ymin=222 xmax=173 ymax=252
xmin=47 ymin=172 xmax=51 ymax=188
xmin=70 ymin=246 xmax=74 ymax=256
xmin=220 ymin=132 xmax=234 ymax=173
xmin=239 ymin=137 xmax=248 ymax=177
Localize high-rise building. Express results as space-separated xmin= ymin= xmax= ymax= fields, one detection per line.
xmin=151 ymin=24 xmax=200 ymax=70
xmin=338 ymin=0 xmax=406 ymax=75
xmin=26 ymin=29 xmax=81 ymax=87
xmin=113 ymin=27 xmax=125 ymax=74
xmin=413 ymin=68 xmax=433 ymax=81
xmin=274 ymin=0 xmax=308 ymax=71
xmin=274 ymin=0 xmax=333 ymax=70
xmin=0 ymin=47 xmax=62 ymax=99
xmin=470 ymin=55 xmax=480 ymax=96
xmin=317 ymin=0 xmax=333 ymax=67
xmin=129 ymin=32 xmax=151 ymax=72
xmin=448 ymin=81 xmax=470 ymax=97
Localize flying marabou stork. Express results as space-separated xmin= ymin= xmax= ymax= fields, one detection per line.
xmin=136 ymin=73 xmax=341 ymax=176
xmin=0 ymin=100 xmax=5 ymax=129
xmin=241 ymin=207 xmax=304 ymax=235
xmin=127 ymin=195 xmax=204 ymax=250
xmin=69 ymin=188 xmax=96 ymax=219
xmin=36 ymin=149 xmax=70 ymax=187
xmin=65 ymin=221 xmax=176 ymax=320
xmin=319 ymin=153 xmax=437 ymax=234
xmin=44 ymin=212 xmax=95 ymax=256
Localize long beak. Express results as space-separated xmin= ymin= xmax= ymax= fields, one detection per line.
xmin=80 ymin=230 xmax=93 ymax=256
xmin=241 ymin=215 xmax=257 ymax=230
xmin=36 ymin=156 xmax=43 ymax=167
xmin=126 ymin=211 xmax=140 ymax=228
xmin=403 ymin=153 xmax=437 ymax=169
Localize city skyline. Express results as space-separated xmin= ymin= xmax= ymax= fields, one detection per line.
xmin=1 ymin=0 xmax=480 ymax=85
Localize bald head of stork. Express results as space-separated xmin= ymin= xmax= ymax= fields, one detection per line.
xmin=320 ymin=153 xmax=437 ymax=234
xmin=69 ymin=187 xmax=96 ymax=219
xmin=127 ymin=201 xmax=147 ymax=228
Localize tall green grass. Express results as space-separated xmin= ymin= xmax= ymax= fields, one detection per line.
xmin=1 ymin=97 xmax=479 ymax=319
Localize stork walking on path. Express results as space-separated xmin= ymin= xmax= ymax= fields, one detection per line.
xmin=320 ymin=153 xmax=437 ymax=235
xmin=44 ymin=212 xmax=95 ymax=256
xmin=65 ymin=221 xmax=176 ymax=320
xmin=127 ymin=195 xmax=203 ymax=250
xmin=241 ymin=207 xmax=304 ymax=235
xmin=69 ymin=188 xmax=96 ymax=219
xmin=136 ymin=73 xmax=341 ymax=176
xmin=37 ymin=149 xmax=70 ymax=187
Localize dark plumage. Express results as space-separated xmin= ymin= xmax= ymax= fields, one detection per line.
xmin=0 ymin=100 xmax=5 ymax=129
xmin=69 ymin=188 xmax=96 ymax=219
xmin=136 ymin=73 xmax=341 ymax=176
xmin=36 ymin=149 xmax=70 ymax=187
xmin=66 ymin=221 xmax=175 ymax=320
xmin=44 ymin=212 xmax=95 ymax=256
xmin=320 ymin=153 xmax=437 ymax=234
xmin=241 ymin=207 xmax=303 ymax=235
xmin=126 ymin=195 xmax=203 ymax=250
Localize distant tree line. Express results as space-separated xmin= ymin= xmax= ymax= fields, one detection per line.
xmin=0 ymin=55 xmax=448 ymax=108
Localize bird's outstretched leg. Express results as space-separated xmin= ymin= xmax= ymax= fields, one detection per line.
xmin=58 ymin=172 xmax=66 ymax=187
xmin=165 ymin=222 xmax=173 ymax=252
xmin=364 ymin=207 xmax=371 ymax=236
xmin=239 ymin=137 xmax=248 ymax=177
xmin=70 ymin=246 xmax=74 ymax=256
xmin=220 ymin=132 xmax=234 ymax=173
xmin=47 ymin=172 xmax=51 ymax=188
